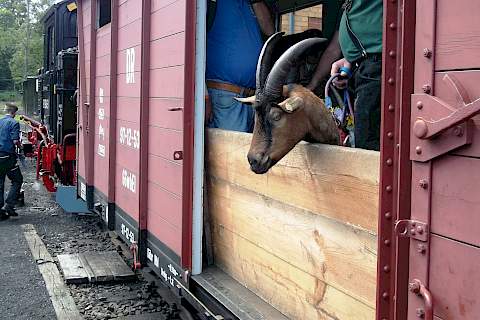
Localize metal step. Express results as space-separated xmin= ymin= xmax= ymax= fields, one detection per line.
xmin=192 ymin=266 xmax=289 ymax=320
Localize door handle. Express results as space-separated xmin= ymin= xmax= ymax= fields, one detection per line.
xmin=413 ymin=74 xmax=480 ymax=140
xmin=409 ymin=279 xmax=433 ymax=320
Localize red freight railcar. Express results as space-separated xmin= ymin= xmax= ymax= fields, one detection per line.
xmin=74 ymin=0 xmax=480 ymax=319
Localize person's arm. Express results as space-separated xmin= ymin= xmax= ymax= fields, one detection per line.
xmin=11 ymin=122 xmax=22 ymax=148
xmin=306 ymin=31 xmax=342 ymax=91
xmin=251 ymin=1 xmax=274 ymax=37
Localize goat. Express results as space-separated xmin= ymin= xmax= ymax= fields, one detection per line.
xmin=237 ymin=32 xmax=339 ymax=174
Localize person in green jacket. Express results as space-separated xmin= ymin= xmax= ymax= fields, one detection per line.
xmin=308 ymin=0 xmax=383 ymax=150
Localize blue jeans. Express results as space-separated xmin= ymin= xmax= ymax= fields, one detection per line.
xmin=207 ymin=88 xmax=254 ymax=133
xmin=0 ymin=155 xmax=23 ymax=209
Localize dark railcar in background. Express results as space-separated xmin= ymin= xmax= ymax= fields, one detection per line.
xmin=21 ymin=76 xmax=38 ymax=116
xmin=39 ymin=0 xmax=78 ymax=144
xmin=24 ymin=1 xmax=79 ymax=192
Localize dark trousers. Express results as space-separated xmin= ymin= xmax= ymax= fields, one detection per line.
xmin=0 ymin=155 xmax=23 ymax=209
xmin=353 ymin=57 xmax=382 ymax=151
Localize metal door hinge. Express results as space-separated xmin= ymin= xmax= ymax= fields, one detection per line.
xmin=395 ymin=220 xmax=429 ymax=242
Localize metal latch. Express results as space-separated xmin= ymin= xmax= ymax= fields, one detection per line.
xmin=395 ymin=220 xmax=429 ymax=242
xmin=409 ymin=279 xmax=434 ymax=320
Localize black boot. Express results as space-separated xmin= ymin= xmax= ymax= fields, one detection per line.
xmin=0 ymin=209 xmax=9 ymax=221
xmin=4 ymin=205 xmax=18 ymax=217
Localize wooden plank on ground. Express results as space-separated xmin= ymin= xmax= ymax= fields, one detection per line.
xmin=83 ymin=251 xmax=115 ymax=282
xmin=101 ymin=251 xmax=137 ymax=281
xmin=57 ymin=254 xmax=89 ymax=284
xmin=58 ymin=251 xmax=135 ymax=284
xmin=207 ymin=129 xmax=380 ymax=233
xmin=22 ymin=224 xmax=82 ymax=320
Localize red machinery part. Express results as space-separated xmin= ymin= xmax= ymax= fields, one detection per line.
xmin=41 ymin=173 xmax=57 ymax=192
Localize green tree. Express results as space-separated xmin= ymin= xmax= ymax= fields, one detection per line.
xmin=0 ymin=0 xmax=55 ymax=89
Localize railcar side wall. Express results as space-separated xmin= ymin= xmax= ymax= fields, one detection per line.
xmin=77 ymin=0 xmax=190 ymax=279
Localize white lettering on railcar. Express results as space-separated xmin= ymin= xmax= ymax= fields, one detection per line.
xmin=154 ymin=255 xmax=159 ymax=268
xmin=121 ymin=169 xmax=136 ymax=193
xmin=160 ymin=268 xmax=168 ymax=282
xmin=99 ymin=88 xmax=104 ymax=104
xmin=98 ymin=124 xmax=105 ymax=141
xmin=119 ymin=126 xmax=140 ymax=149
xmin=98 ymin=107 xmax=105 ymax=120
xmin=121 ymin=223 xmax=135 ymax=243
xmin=80 ymin=182 xmax=87 ymax=201
xmin=126 ymin=48 xmax=135 ymax=84
xmin=98 ymin=144 xmax=105 ymax=157
xmin=147 ymin=248 xmax=153 ymax=262
xmin=168 ymin=264 xmax=179 ymax=277
xmin=105 ymin=206 xmax=109 ymax=223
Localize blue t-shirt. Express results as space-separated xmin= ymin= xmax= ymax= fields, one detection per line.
xmin=0 ymin=115 xmax=20 ymax=154
xmin=206 ymin=0 xmax=263 ymax=89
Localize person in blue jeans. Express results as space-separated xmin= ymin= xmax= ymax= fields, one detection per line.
xmin=206 ymin=0 xmax=274 ymax=132
xmin=0 ymin=103 xmax=23 ymax=220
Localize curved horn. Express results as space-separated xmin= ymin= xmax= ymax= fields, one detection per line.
xmin=264 ymin=38 xmax=327 ymax=99
xmin=256 ymin=32 xmax=284 ymax=93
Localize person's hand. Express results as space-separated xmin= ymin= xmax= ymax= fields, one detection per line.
xmin=330 ymin=58 xmax=352 ymax=89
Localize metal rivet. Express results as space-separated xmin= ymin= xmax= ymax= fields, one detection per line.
xmin=416 ymin=101 xmax=423 ymax=109
xmin=384 ymin=239 xmax=391 ymax=246
xmin=418 ymin=179 xmax=428 ymax=189
xmin=410 ymin=228 xmax=416 ymax=235
xmin=422 ymin=84 xmax=431 ymax=94
xmin=415 ymin=146 xmax=422 ymax=154
xmin=389 ymin=50 xmax=396 ymax=57
xmin=413 ymin=119 xmax=428 ymax=138
xmin=416 ymin=226 xmax=424 ymax=235
xmin=409 ymin=281 xmax=420 ymax=294
xmin=416 ymin=308 xmax=425 ymax=318
xmin=386 ymin=158 xmax=393 ymax=166
xmin=417 ymin=244 xmax=426 ymax=254
xmin=382 ymin=292 xmax=389 ymax=300
xmin=389 ymin=22 xmax=396 ymax=29
xmin=385 ymin=212 xmax=392 ymax=220
xmin=384 ymin=265 xmax=391 ymax=273
xmin=388 ymin=78 xmax=395 ymax=85
xmin=388 ymin=104 xmax=395 ymax=111
xmin=386 ymin=185 xmax=393 ymax=193
xmin=387 ymin=132 xmax=394 ymax=139
xmin=453 ymin=126 xmax=464 ymax=137
xmin=423 ymin=48 xmax=432 ymax=58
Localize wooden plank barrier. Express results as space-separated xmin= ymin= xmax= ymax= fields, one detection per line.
xmin=206 ymin=129 xmax=380 ymax=320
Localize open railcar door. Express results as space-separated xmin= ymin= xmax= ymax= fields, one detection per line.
xmin=378 ymin=1 xmax=480 ymax=319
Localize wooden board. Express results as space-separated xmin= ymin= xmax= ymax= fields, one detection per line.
xmin=207 ymin=129 xmax=379 ymax=233
xmin=58 ymin=251 xmax=136 ymax=284
xmin=22 ymin=224 xmax=82 ymax=320
xmin=209 ymin=178 xmax=376 ymax=320
xmin=206 ymin=130 xmax=379 ymax=320
xmin=57 ymin=254 xmax=89 ymax=284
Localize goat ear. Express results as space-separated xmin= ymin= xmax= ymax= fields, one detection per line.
xmin=278 ymin=96 xmax=304 ymax=113
xmin=234 ymin=96 xmax=256 ymax=105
